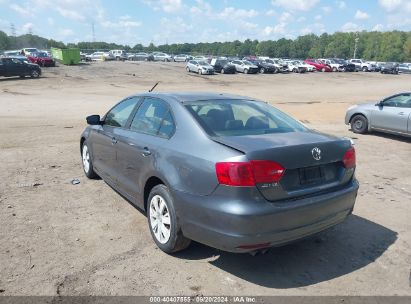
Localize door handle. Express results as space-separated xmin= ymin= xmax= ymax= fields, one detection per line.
xmin=141 ymin=147 xmax=151 ymax=157
xmin=111 ymin=137 xmax=118 ymax=144
xmin=398 ymin=112 xmax=405 ymax=115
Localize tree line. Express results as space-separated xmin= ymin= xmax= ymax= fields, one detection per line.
xmin=1 ymin=30 xmax=411 ymax=62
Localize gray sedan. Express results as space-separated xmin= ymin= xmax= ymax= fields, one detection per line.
xmin=81 ymin=92 xmax=358 ymax=253
xmin=345 ymin=92 xmax=411 ymax=137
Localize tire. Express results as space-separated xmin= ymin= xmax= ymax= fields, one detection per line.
xmin=332 ymin=67 xmax=337 ymax=72
xmin=186 ymin=66 xmax=190 ymax=73
xmin=293 ymin=68 xmax=298 ymax=73
xmin=244 ymin=69 xmax=249 ymax=74
xmin=362 ymin=66 xmax=368 ymax=72
xmin=273 ymin=68 xmax=278 ymax=74
xmin=198 ymin=69 xmax=202 ymax=75
xmin=260 ymin=68 xmax=265 ymax=74
xmin=30 ymin=69 xmax=40 ymax=78
xmin=147 ymin=185 xmax=191 ymax=253
xmin=321 ymin=67 xmax=326 ymax=72
xmin=81 ymin=142 xmax=99 ymax=179
xmin=350 ymin=115 xmax=368 ymax=134
xmin=221 ymin=68 xmax=225 ymax=74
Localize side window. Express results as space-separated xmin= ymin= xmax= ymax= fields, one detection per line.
xmin=104 ymin=98 xmax=139 ymax=127
xmin=130 ymin=98 xmax=175 ymax=138
xmin=383 ymin=94 xmax=410 ymax=108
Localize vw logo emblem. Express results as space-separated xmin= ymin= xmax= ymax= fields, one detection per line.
xmin=312 ymin=147 xmax=322 ymax=161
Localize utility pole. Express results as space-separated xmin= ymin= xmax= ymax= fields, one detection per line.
xmin=353 ymin=33 xmax=359 ymax=59
xmin=10 ymin=23 xmax=16 ymax=36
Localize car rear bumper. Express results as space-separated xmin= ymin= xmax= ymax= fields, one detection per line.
xmin=173 ymin=180 xmax=359 ymax=252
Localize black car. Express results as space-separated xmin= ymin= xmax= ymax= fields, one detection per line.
xmin=381 ymin=62 xmax=399 ymax=74
xmin=210 ymin=58 xmax=236 ymax=74
xmin=0 ymin=57 xmax=41 ymax=78
xmin=246 ymin=59 xmax=276 ymax=73
xmin=332 ymin=58 xmax=356 ymax=72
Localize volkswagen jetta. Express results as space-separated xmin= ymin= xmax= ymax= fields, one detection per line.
xmin=80 ymin=92 xmax=359 ymax=253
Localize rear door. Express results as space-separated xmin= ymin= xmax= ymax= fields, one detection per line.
xmin=0 ymin=59 xmax=5 ymax=76
xmin=115 ymin=97 xmax=175 ymax=201
xmin=88 ymin=97 xmax=140 ymax=183
xmin=371 ymin=93 xmax=411 ymax=133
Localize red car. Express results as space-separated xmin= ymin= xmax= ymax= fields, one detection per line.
xmin=27 ymin=52 xmax=55 ymax=67
xmin=304 ymin=59 xmax=331 ymax=72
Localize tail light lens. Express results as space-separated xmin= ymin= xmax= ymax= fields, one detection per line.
xmin=216 ymin=160 xmax=285 ymax=187
xmin=342 ymin=147 xmax=356 ymax=169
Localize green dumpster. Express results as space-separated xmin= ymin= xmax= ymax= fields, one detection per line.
xmin=51 ymin=47 xmax=81 ymax=65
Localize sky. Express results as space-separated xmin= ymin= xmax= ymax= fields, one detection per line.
xmin=0 ymin=0 xmax=410 ymax=46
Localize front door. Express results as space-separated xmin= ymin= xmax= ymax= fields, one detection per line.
xmin=372 ymin=93 xmax=411 ymax=134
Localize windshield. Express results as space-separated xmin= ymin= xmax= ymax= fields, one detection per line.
xmin=185 ymin=99 xmax=307 ymax=137
xmin=243 ymin=60 xmax=253 ymax=65
xmin=36 ymin=52 xmax=49 ymax=58
xmin=198 ymin=61 xmax=209 ymax=66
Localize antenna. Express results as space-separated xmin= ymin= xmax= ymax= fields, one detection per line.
xmin=149 ymin=82 xmax=159 ymax=92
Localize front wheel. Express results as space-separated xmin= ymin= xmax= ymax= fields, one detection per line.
xmin=350 ymin=115 xmax=368 ymax=134
xmin=186 ymin=66 xmax=190 ymax=72
xmin=362 ymin=66 xmax=368 ymax=72
xmin=147 ymin=185 xmax=191 ymax=253
xmin=244 ymin=69 xmax=249 ymax=74
xmin=198 ymin=69 xmax=202 ymax=75
xmin=81 ymin=142 xmax=99 ymax=179
xmin=321 ymin=67 xmax=326 ymax=72
xmin=30 ymin=69 xmax=40 ymax=78
xmin=332 ymin=67 xmax=337 ymax=72
xmin=260 ymin=68 xmax=265 ymax=74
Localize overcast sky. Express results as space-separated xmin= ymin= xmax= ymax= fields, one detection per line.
xmin=0 ymin=0 xmax=410 ymax=46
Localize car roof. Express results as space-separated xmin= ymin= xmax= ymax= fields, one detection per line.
xmin=133 ymin=92 xmax=258 ymax=103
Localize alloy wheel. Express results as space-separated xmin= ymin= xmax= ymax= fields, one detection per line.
xmin=149 ymin=195 xmax=171 ymax=244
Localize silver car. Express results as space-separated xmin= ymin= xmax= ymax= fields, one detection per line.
xmin=174 ymin=54 xmax=191 ymax=62
xmin=345 ymin=92 xmax=411 ymax=137
xmin=186 ymin=60 xmax=214 ymax=75
xmin=230 ymin=60 xmax=259 ymax=74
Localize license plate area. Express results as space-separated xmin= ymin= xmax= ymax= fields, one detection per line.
xmin=299 ymin=166 xmax=323 ymax=185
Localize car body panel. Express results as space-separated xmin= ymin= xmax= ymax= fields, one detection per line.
xmin=0 ymin=57 xmax=41 ymax=77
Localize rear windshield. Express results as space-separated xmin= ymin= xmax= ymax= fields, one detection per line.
xmin=185 ymin=99 xmax=307 ymax=137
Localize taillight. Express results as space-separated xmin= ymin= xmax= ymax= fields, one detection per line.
xmin=215 ymin=160 xmax=285 ymax=186
xmin=342 ymin=147 xmax=356 ymax=169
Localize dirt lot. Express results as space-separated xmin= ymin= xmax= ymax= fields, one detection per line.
xmin=0 ymin=61 xmax=410 ymax=296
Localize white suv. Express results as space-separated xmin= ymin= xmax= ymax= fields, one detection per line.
xmin=109 ymin=50 xmax=127 ymax=61
xmin=349 ymin=59 xmax=374 ymax=72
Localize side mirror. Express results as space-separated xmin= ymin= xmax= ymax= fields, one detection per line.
xmin=375 ymin=101 xmax=383 ymax=107
xmin=86 ymin=115 xmax=101 ymax=125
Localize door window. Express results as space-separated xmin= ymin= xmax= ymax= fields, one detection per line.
xmin=130 ymin=98 xmax=175 ymax=138
xmin=383 ymin=94 xmax=411 ymax=108
xmin=104 ymin=98 xmax=139 ymax=127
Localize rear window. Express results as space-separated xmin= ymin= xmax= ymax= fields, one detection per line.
xmin=185 ymin=99 xmax=307 ymax=137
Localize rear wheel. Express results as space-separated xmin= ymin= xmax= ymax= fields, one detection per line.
xmin=293 ymin=68 xmax=298 ymax=73
xmin=221 ymin=68 xmax=225 ymax=74
xmin=81 ymin=142 xmax=99 ymax=179
xmin=186 ymin=66 xmax=190 ymax=72
xmin=321 ymin=67 xmax=326 ymax=72
xmin=350 ymin=115 xmax=368 ymax=134
xmin=147 ymin=185 xmax=191 ymax=253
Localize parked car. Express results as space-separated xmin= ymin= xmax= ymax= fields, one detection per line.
xmin=318 ymin=59 xmax=344 ymax=72
xmin=285 ymin=60 xmax=307 ymax=73
xmin=0 ymin=57 xmax=41 ymax=78
xmin=380 ymin=62 xmax=399 ymax=74
xmin=210 ymin=58 xmax=236 ymax=74
xmin=246 ymin=59 xmax=277 ymax=74
xmin=27 ymin=52 xmax=55 ymax=67
xmin=174 ymin=54 xmax=191 ymax=62
xmin=304 ymin=59 xmax=331 ymax=72
xmin=186 ymin=60 xmax=214 ymax=75
xmin=87 ymin=52 xmax=105 ymax=61
xmin=109 ymin=50 xmax=127 ymax=61
xmin=345 ymin=92 xmax=411 ymax=137
xmin=348 ymin=59 xmax=374 ymax=72
xmin=294 ymin=60 xmax=315 ymax=72
xmin=128 ymin=52 xmax=150 ymax=61
xmin=80 ymin=92 xmax=359 ymax=253
xmin=21 ymin=48 xmax=39 ymax=56
xmin=152 ymin=52 xmax=172 ymax=62
xmin=398 ymin=63 xmax=411 ymax=74
xmin=80 ymin=52 xmax=91 ymax=61
xmin=193 ymin=56 xmax=209 ymax=62
xmin=230 ymin=60 xmax=259 ymax=74
xmin=264 ymin=59 xmax=288 ymax=73
xmin=3 ymin=50 xmax=24 ymax=57
xmin=332 ymin=58 xmax=356 ymax=72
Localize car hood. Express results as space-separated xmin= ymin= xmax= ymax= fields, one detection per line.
xmin=350 ymin=102 xmax=377 ymax=111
